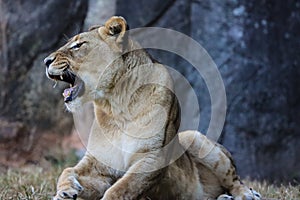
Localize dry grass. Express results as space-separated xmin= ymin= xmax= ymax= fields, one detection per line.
xmin=0 ymin=166 xmax=60 ymax=200
xmin=244 ymin=179 xmax=300 ymax=200
xmin=0 ymin=161 xmax=299 ymax=199
xmin=0 ymin=148 xmax=79 ymax=200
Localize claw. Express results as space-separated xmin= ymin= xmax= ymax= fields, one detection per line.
xmin=73 ymin=194 xmax=77 ymax=200
xmin=217 ymin=194 xmax=234 ymax=200
xmin=250 ymin=188 xmax=261 ymax=199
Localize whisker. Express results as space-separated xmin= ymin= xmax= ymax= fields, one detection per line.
xmin=75 ymin=24 xmax=81 ymax=34
xmin=63 ymin=34 xmax=70 ymax=42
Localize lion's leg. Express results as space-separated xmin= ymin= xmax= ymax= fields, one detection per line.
xmin=101 ymin=155 xmax=163 ymax=200
xmin=179 ymin=130 xmax=261 ymax=200
xmin=53 ymin=153 xmax=112 ymax=200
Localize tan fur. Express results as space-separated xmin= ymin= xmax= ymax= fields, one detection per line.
xmin=45 ymin=16 xmax=260 ymax=200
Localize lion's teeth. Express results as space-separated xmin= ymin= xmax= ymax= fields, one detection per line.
xmin=60 ymin=75 xmax=63 ymax=80
xmin=53 ymin=80 xmax=57 ymax=88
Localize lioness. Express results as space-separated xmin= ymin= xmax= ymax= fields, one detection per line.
xmin=44 ymin=16 xmax=261 ymax=200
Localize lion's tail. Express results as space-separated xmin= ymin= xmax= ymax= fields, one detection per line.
xmin=178 ymin=130 xmax=242 ymax=196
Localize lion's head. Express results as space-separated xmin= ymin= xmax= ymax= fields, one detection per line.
xmin=43 ymin=16 xmax=129 ymax=112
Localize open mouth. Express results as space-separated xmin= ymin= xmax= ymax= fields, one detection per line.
xmin=47 ymin=69 xmax=85 ymax=103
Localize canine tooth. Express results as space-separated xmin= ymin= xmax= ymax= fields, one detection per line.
xmin=53 ymin=80 xmax=57 ymax=88
xmin=60 ymin=75 xmax=63 ymax=80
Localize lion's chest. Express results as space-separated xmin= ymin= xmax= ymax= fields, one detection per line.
xmin=86 ymin=120 xmax=163 ymax=171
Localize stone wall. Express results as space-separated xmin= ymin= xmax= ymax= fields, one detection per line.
xmin=0 ymin=0 xmax=88 ymax=164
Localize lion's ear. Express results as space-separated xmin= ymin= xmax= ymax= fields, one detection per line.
xmin=105 ymin=16 xmax=128 ymax=38
xmin=98 ymin=16 xmax=129 ymax=52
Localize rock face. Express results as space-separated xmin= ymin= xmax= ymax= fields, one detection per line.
xmin=0 ymin=0 xmax=299 ymax=182
xmin=0 ymin=0 xmax=88 ymax=163
xmin=115 ymin=0 xmax=300 ymax=182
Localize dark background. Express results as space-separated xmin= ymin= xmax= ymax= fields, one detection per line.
xmin=0 ymin=0 xmax=299 ymax=183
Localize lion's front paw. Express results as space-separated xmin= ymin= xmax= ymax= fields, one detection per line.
xmin=251 ymin=189 xmax=261 ymax=199
xmin=218 ymin=188 xmax=261 ymax=200
xmin=53 ymin=189 xmax=78 ymax=200
xmin=54 ymin=176 xmax=83 ymax=200
xmin=233 ymin=188 xmax=261 ymax=200
xmin=217 ymin=194 xmax=234 ymax=200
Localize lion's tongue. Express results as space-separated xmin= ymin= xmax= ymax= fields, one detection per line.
xmin=63 ymin=87 xmax=74 ymax=102
xmin=63 ymin=86 xmax=79 ymax=103
xmin=62 ymin=79 xmax=85 ymax=103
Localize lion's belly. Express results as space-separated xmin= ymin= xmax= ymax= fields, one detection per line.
xmin=144 ymin=157 xmax=203 ymax=200
xmin=145 ymin=170 xmax=203 ymax=199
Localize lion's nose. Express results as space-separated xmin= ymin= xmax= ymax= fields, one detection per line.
xmin=44 ymin=56 xmax=55 ymax=68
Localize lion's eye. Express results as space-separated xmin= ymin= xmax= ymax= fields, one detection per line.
xmin=70 ymin=42 xmax=85 ymax=50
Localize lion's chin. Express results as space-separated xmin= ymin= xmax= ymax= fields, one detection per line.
xmin=65 ymin=97 xmax=83 ymax=113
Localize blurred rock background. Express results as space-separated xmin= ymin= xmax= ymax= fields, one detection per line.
xmin=0 ymin=0 xmax=299 ymax=182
